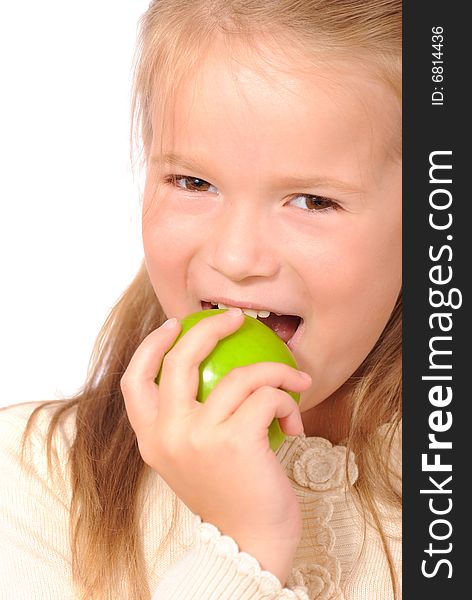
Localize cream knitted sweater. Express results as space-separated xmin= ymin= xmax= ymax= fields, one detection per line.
xmin=0 ymin=402 xmax=401 ymax=599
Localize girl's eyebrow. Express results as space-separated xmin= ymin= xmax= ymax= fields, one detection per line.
xmin=152 ymin=152 xmax=364 ymax=195
xmin=274 ymin=175 xmax=364 ymax=195
xmin=151 ymin=152 xmax=204 ymax=172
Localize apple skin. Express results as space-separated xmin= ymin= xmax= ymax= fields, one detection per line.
xmin=156 ymin=309 xmax=300 ymax=452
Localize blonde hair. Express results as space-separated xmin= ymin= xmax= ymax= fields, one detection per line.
xmin=22 ymin=2 xmax=402 ymax=599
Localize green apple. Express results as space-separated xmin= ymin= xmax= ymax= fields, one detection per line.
xmin=156 ymin=309 xmax=300 ymax=452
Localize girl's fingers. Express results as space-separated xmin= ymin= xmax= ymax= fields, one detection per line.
xmin=229 ymin=386 xmax=304 ymax=441
xmin=121 ymin=318 xmax=181 ymax=432
xmin=200 ymin=362 xmax=311 ymax=425
xmin=157 ymin=310 xmax=244 ymax=419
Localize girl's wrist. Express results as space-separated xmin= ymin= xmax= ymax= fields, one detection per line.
xmin=235 ymin=535 xmax=299 ymax=586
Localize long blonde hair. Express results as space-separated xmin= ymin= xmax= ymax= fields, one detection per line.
xmin=22 ymin=2 xmax=402 ymax=598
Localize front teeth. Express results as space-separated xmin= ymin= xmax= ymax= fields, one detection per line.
xmin=217 ymin=302 xmax=270 ymax=319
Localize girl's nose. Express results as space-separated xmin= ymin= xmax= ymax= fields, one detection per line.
xmin=208 ymin=206 xmax=280 ymax=282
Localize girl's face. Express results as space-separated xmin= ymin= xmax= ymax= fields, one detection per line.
xmin=142 ymin=43 xmax=401 ymax=418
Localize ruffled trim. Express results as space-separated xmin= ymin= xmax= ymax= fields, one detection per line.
xmin=276 ymin=435 xmax=359 ymax=599
xmin=194 ymin=515 xmax=311 ymax=599
xmin=285 ymin=497 xmax=342 ymax=599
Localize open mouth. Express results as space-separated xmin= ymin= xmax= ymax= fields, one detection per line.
xmin=201 ymin=300 xmax=303 ymax=346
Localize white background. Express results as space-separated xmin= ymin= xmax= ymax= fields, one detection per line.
xmin=0 ymin=1 xmax=151 ymax=407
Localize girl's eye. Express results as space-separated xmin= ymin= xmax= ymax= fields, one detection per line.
xmin=288 ymin=194 xmax=338 ymax=213
xmin=168 ymin=175 xmax=218 ymax=194
xmin=165 ymin=176 xmax=337 ymax=212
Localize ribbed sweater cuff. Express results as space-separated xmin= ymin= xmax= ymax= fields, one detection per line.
xmin=152 ymin=515 xmax=310 ymax=599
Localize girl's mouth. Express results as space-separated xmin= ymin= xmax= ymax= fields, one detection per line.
xmin=201 ymin=300 xmax=303 ymax=348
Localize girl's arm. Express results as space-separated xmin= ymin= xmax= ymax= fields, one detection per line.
xmin=151 ymin=515 xmax=310 ymax=600
xmin=122 ymin=310 xmax=312 ymax=596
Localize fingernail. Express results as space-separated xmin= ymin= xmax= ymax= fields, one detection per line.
xmin=299 ymin=371 xmax=311 ymax=381
xmin=162 ymin=317 xmax=178 ymax=328
xmin=227 ymin=307 xmax=243 ymax=316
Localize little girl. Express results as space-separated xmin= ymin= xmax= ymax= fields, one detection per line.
xmin=0 ymin=1 xmax=402 ymax=599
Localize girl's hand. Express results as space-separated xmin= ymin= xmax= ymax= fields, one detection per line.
xmin=121 ymin=309 xmax=312 ymax=584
